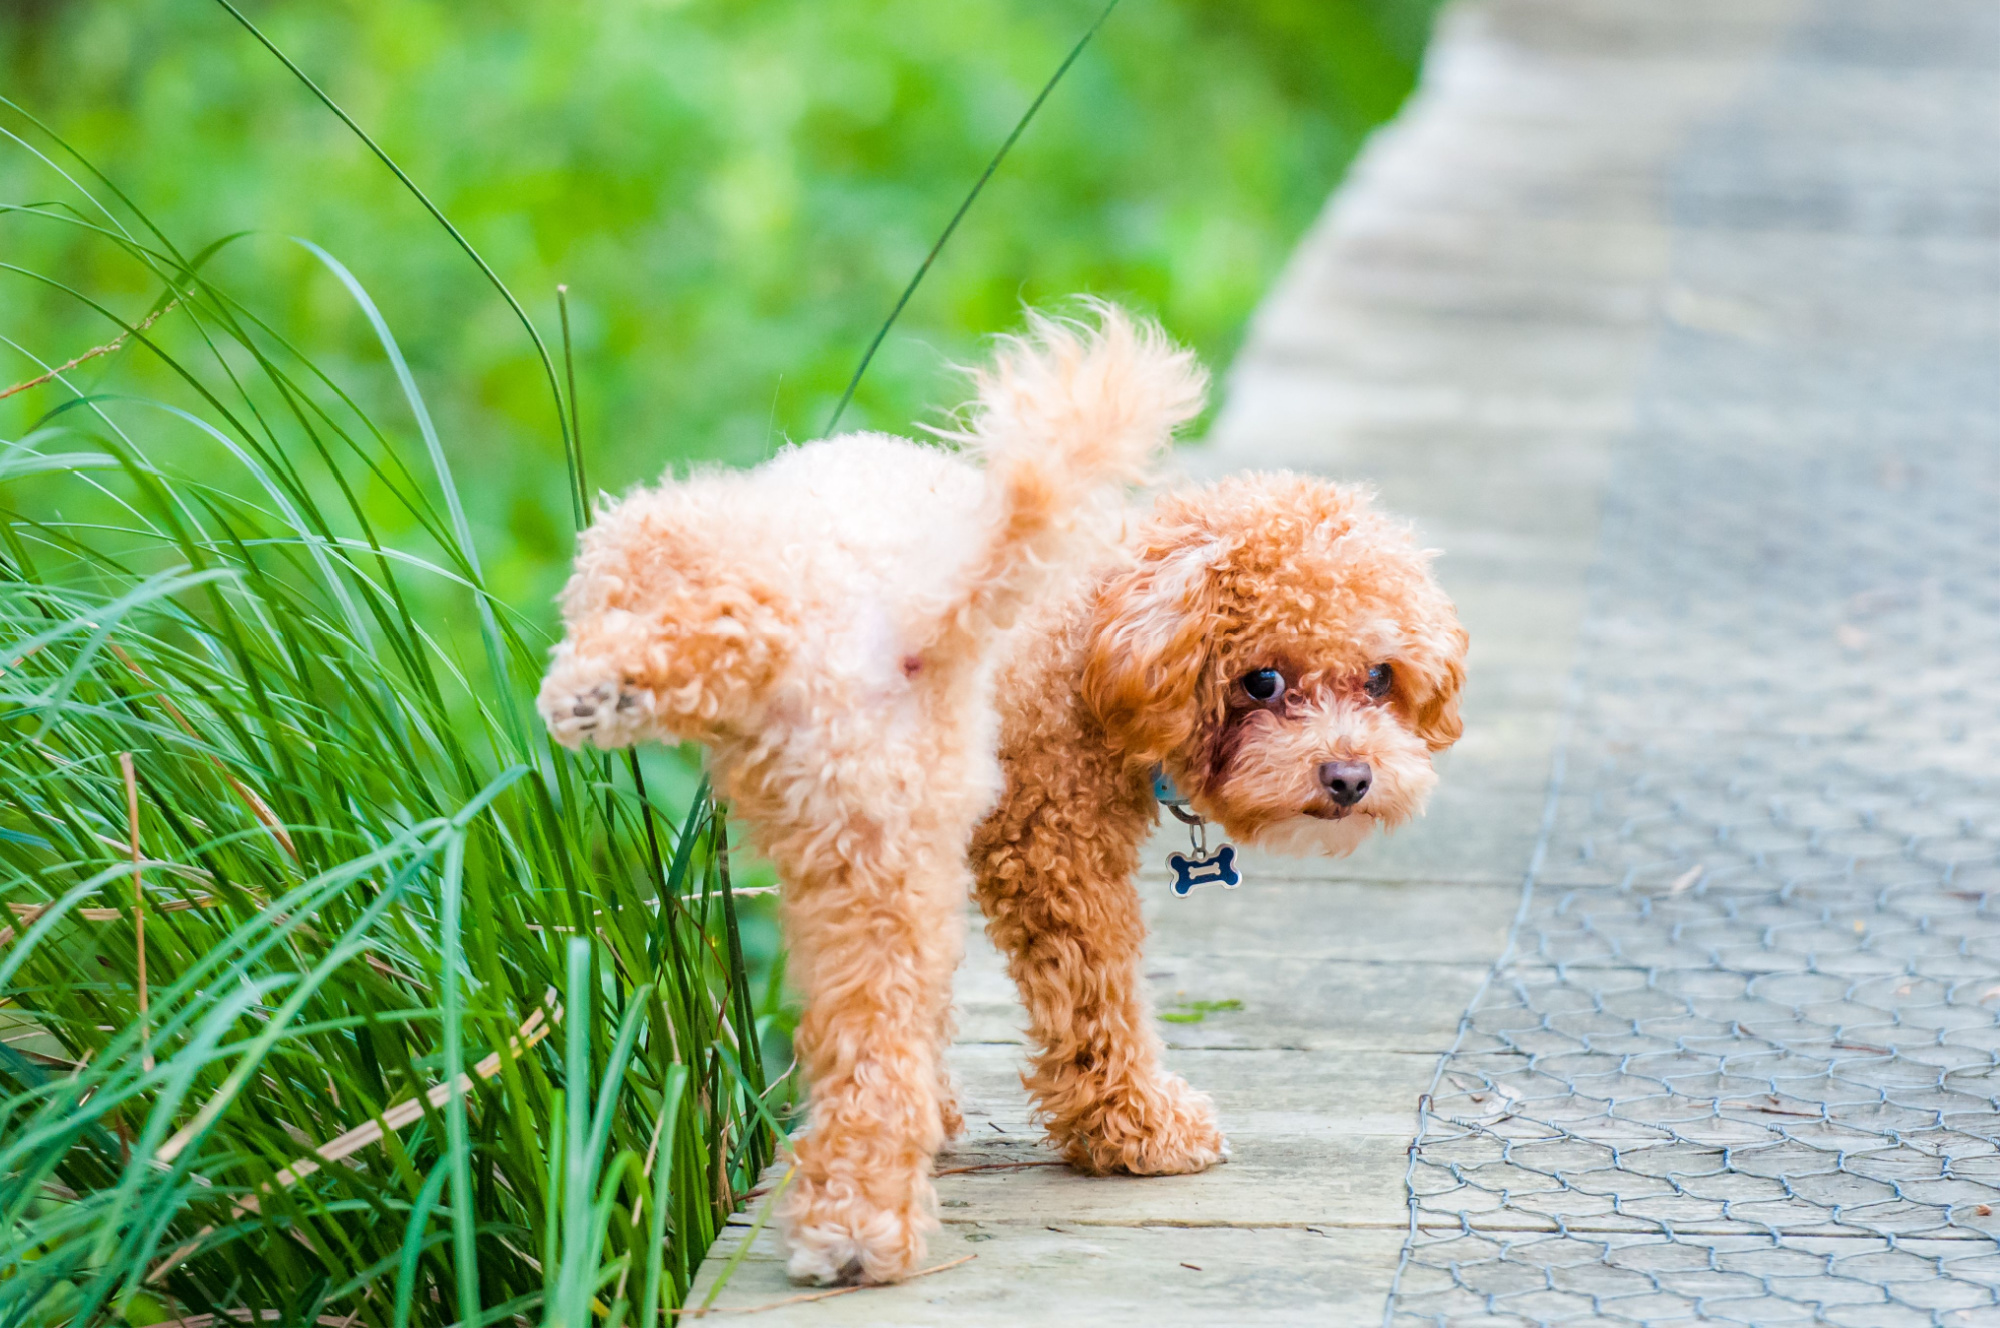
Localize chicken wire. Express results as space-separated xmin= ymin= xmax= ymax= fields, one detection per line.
xmin=1386 ymin=4 xmax=2000 ymax=1321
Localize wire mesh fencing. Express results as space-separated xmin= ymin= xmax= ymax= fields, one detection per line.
xmin=1387 ymin=5 xmax=2000 ymax=1317
xmin=1390 ymin=420 xmax=2000 ymax=1326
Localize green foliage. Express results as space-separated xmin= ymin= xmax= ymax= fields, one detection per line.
xmin=0 ymin=0 xmax=1439 ymax=612
xmin=0 ymin=2 xmax=1443 ymax=1319
xmin=0 ymin=128 xmax=779 ymax=1324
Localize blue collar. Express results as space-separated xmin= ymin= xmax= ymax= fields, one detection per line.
xmin=1149 ymin=766 xmax=1242 ymax=897
xmin=1150 ymin=766 xmax=1203 ymax=825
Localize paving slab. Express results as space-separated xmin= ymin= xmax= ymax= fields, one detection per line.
xmin=695 ymin=1225 xmax=1407 ymax=1328
xmin=688 ymin=0 xmax=2000 ymax=1320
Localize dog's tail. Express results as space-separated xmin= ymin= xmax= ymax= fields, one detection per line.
xmin=933 ymin=302 xmax=1206 ymax=651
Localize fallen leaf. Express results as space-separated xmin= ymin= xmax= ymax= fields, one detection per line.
xmin=1181 ymin=1263 xmax=1203 ymax=1272
xmin=1468 ymin=1081 xmax=1525 ymax=1121
xmin=1159 ymin=998 xmax=1245 ymax=1025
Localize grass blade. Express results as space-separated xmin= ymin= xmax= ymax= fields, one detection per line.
xmin=822 ymin=0 xmax=1124 ymax=435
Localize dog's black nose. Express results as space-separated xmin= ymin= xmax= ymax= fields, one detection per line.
xmin=1319 ymin=760 xmax=1373 ymax=807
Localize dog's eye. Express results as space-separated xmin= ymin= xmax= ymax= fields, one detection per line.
xmin=1241 ymin=668 xmax=1284 ymax=702
xmin=1366 ymin=663 xmax=1393 ymax=699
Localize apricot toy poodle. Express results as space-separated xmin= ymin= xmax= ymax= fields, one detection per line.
xmin=971 ymin=471 xmax=1467 ymax=1176
xmin=538 ymin=304 xmax=1204 ymax=1284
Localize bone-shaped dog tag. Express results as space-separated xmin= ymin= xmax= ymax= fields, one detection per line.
xmin=1168 ymin=844 xmax=1241 ymax=897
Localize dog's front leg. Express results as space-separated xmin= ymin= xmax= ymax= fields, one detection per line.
xmin=773 ymin=837 xmax=963 ymax=1285
xmin=970 ymin=761 xmax=1228 ymax=1177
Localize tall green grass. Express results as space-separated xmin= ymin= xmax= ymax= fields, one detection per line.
xmin=0 ymin=0 xmax=1443 ymax=614
xmin=0 ymin=107 xmax=777 ymax=1326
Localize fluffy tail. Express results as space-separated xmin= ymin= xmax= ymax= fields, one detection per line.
xmin=935 ymin=302 xmax=1206 ymax=648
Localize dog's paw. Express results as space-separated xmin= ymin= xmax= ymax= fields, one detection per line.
xmin=1055 ymin=1073 xmax=1228 ymax=1177
xmin=536 ymin=670 xmax=653 ymax=750
xmin=938 ymin=1091 xmax=966 ymax=1143
xmin=779 ymin=1173 xmax=933 ymax=1286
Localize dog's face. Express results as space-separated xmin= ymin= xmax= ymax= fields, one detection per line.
xmin=1082 ymin=473 xmax=1465 ymax=856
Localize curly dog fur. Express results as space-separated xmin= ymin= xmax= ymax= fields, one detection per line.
xmin=971 ymin=472 xmax=1467 ymax=1176
xmin=537 ymin=304 xmax=1205 ymax=1284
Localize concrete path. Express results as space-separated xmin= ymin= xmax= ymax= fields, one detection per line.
xmin=691 ymin=1 xmax=2000 ymax=1321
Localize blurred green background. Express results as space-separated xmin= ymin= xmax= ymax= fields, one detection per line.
xmin=1 ymin=0 xmax=1440 ymax=616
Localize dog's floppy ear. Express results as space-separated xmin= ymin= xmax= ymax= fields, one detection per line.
xmin=1081 ymin=537 xmax=1222 ymax=765
xmin=1402 ymin=618 xmax=1468 ymax=752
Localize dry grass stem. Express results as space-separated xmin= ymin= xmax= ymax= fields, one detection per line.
xmin=147 ymin=994 xmax=564 ymax=1284
xmin=109 ymin=643 xmax=297 ymax=859
xmin=120 ymin=752 xmax=151 ymax=1073
xmin=147 ymin=1313 xmax=360 ymax=1328
xmin=1 ymin=891 xmax=271 ymax=946
xmin=0 ymin=297 xmax=182 ymax=400
xmin=362 ymin=952 xmax=428 ymax=989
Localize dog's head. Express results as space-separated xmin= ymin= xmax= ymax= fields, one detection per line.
xmin=1082 ymin=472 xmax=1465 ymax=857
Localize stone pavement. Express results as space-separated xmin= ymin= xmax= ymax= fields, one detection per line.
xmin=690 ymin=1 xmax=2000 ymax=1321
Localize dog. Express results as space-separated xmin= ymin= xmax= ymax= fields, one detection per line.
xmin=537 ymin=305 xmax=1205 ymax=1284
xmin=971 ymin=470 xmax=1467 ymax=1175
